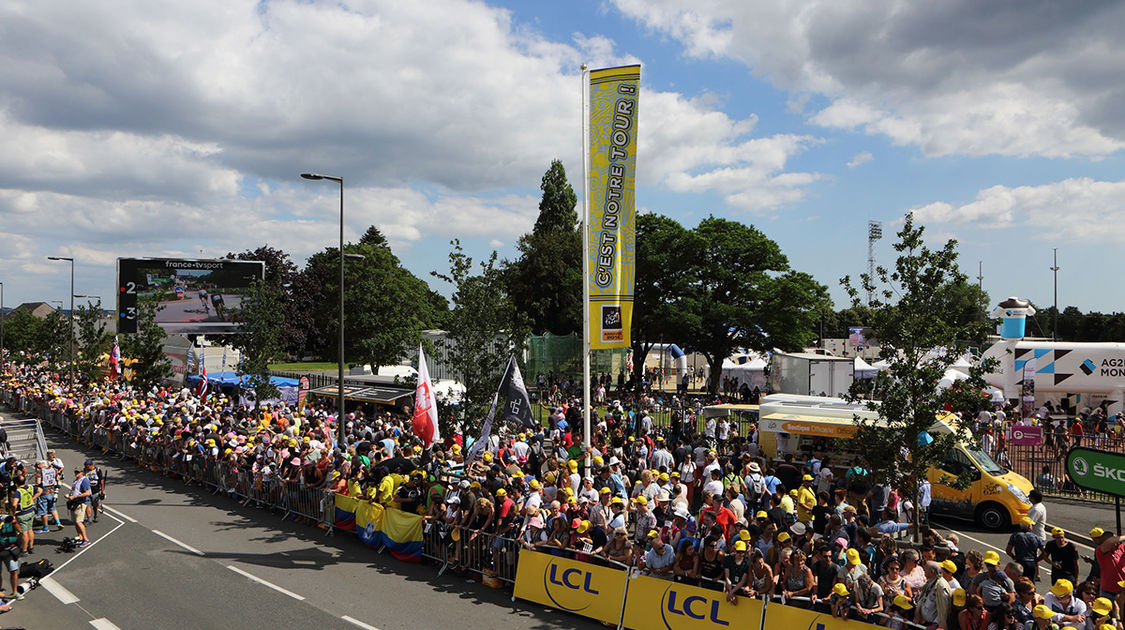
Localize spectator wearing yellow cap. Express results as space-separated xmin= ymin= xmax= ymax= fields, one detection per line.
xmin=969 ymin=550 xmax=1015 ymax=610
xmin=641 ymin=529 xmax=675 ymax=579
xmin=722 ymin=541 xmax=751 ymax=604
xmin=1043 ymin=578 xmax=1087 ymax=626
xmin=1087 ymin=596 xmax=1116 ymax=629
xmin=796 ymin=474 xmax=816 ymax=524
xmin=829 ymin=581 xmax=851 ymax=620
xmin=1029 ymin=603 xmax=1057 ymax=629
xmin=1007 ymin=515 xmax=1044 ymax=580
xmin=631 ymin=495 xmax=655 ymax=546
xmin=1090 ymin=526 xmax=1125 ymax=599
xmin=1039 ymin=527 xmax=1080 ymax=588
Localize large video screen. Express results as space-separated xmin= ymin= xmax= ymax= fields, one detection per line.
xmin=117 ymin=258 xmax=264 ymax=334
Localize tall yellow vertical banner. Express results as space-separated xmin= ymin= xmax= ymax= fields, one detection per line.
xmin=586 ymin=65 xmax=640 ymax=349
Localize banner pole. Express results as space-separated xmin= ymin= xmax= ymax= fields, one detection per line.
xmin=581 ymin=64 xmax=592 ymax=472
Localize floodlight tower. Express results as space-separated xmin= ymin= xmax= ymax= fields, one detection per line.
xmin=867 ymin=221 xmax=882 ymax=306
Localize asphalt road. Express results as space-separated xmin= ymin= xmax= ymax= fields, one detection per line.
xmin=154 ymin=295 xmax=242 ymax=324
xmin=0 ymin=409 xmax=602 ymax=630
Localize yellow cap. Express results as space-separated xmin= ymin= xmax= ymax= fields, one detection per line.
xmin=567 ymin=496 xmax=577 ymax=504
xmin=482 ymin=452 xmax=493 ymax=461
xmin=1050 ymin=579 xmax=1073 ymax=597
xmin=833 ymin=583 xmax=849 ymax=597
xmin=738 ymin=530 xmax=751 ymax=541
xmin=982 ymin=550 xmax=1000 ymax=565
xmin=777 ymin=532 xmax=791 ymax=543
xmin=577 ymin=520 xmax=590 ymax=534
xmin=893 ymin=595 xmax=913 ymax=610
xmin=1051 ymin=527 xmax=1065 ymax=536
xmin=951 ymin=588 xmax=966 ymax=607
xmin=1033 ymin=604 xmax=1055 ymax=620
xmin=450 ymin=528 xmax=461 ymax=542
xmin=599 ymin=487 xmax=611 ymax=494
xmin=632 ymin=496 xmax=648 ymax=506
xmin=1019 ymin=516 xmax=1034 ymax=526
xmin=647 ymin=529 xmax=660 ymax=539
xmin=756 ymin=511 xmax=768 ymax=519
xmin=659 ymin=472 xmax=669 ymax=481
xmin=1091 ymin=597 xmax=1113 ymax=616
xmin=788 ymin=489 xmax=798 ymax=497
xmin=1090 ymin=527 xmax=1105 ymax=538
xmin=802 ymin=474 xmax=814 ymax=482
xmin=941 ymin=560 xmax=957 ymax=574
xmin=528 ymin=479 xmax=540 ymax=490
xmin=496 ymin=488 xmax=507 ymax=497
xmin=611 ymin=497 xmax=624 ymax=505
xmin=733 ymin=540 xmax=747 ymax=552
xmin=846 ymin=548 xmax=860 ymax=565
xmin=568 ymin=460 xmax=578 ymax=470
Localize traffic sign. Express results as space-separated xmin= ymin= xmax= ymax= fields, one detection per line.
xmin=1066 ymin=447 xmax=1125 ymax=498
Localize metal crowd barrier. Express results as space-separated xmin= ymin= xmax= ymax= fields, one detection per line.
xmin=0 ymin=389 xmax=335 ymax=529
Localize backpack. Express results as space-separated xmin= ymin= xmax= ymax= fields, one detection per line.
xmin=19 ymin=558 xmax=54 ymax=579
xmin=748 ymin=473 xmax=765 ymax=497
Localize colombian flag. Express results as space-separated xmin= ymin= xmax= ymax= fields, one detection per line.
xmin=333 ymin=493 xmax=357 ymax=532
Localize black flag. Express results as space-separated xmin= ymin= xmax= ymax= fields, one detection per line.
xmin=499 ymin=356 xmax=535 ymax=429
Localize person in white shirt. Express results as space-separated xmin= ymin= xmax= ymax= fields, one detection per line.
xmin=1026 ymin=489 xmax=1046 ymax=541
xmin=816 ymin=457 xmax=835 ymax=495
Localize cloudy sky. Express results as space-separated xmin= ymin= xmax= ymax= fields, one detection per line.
xmin=2 ymin=0 xmax=1123 ymax=322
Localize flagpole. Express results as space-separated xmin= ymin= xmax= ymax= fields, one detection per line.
xmin=581 ymin=64 xmax=592 ymax=474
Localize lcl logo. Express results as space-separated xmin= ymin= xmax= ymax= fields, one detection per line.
xmin=660 ymin=586 xmax=731 ymax=628
xmin=543 ymin=562 xmax=599 ymax=611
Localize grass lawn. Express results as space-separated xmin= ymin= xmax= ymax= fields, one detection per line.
xmin=268 ymin=361 xmax=340 ymax=371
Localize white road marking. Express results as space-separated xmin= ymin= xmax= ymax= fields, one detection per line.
xmin=102 ymin=506 xmax=137 ymax=523
xmin=151 ymin=529 xmax=205 ymax=556
xmin=342 ymin=615 xmax=382 ymax=630
xmin=50 ymin=518 xmax=126 ymax=575
xmin=226 ymin=565 xmax=305 ymax=601
xmin=40 ymin=576 xmax=80 ymax=604
xmin=89 ymin=618 xmax=123 ymax=630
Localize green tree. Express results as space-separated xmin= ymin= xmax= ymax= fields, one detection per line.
xmin=305 ymin=226 xmax=445 ymax=372
xmin=121 ymin=299 xmax=172 ymax=387
xmin=229 ymin=279 xmax=285 ymax=407
xmin=630 ymin=212 xmax=694 ymax=388
xmin=506 ymin=160 xmax=582 ymax=335
xmin=679 ymin=216 xmax=831 ymax=392
xmin=433 ymin=240 xmax=530 ymax=436
xmin=841 ymin=214 xmax=995 ymax=537
xmin=227 ymin=245 xmax=310 ymax=358
xmin=3 ymin=309 xmax=49 ymax=356
xmin=74 ymin=299 xmax=113 ymax=383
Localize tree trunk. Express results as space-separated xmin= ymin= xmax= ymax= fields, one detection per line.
xmin=706 ymin=354 xmax=722 ymax=393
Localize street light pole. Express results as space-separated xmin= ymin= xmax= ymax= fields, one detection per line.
xmin=0 ymin=281 xmax=4 ymax=365
xmin=48 ymin=256 xmax=75 ymax=388
xmin=1050 ymin=248 xmax=1060 ymax=341
xmin=301 ymin=172 xmax=347 ymax=451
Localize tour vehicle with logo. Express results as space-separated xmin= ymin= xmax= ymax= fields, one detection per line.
xmin=755 ymin=394 xmax=1034 ymax=530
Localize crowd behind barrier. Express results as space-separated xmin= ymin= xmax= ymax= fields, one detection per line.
xmin=3 ymin=361 xmax=1125 ymax=630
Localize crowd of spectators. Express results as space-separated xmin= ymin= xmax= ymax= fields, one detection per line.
xmin=2 ymin=358 xmax=1124 ymax=630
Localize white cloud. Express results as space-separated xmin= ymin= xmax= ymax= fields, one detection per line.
xmin=612 ymin=0 xmax=1125 ymax=158
xmin=846 ymin=151 xmax=873 ymax=168
xmin=910 ymin=178 xmax=1125 ymax=242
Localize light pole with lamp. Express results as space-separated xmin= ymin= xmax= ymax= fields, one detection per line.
xmin=299 ymin=172 xmax=349 ymax=451
xmin=47 ymin=255 xmax=75 ymax=387
xmin=0 ymin=281 xmax=4 ymax=365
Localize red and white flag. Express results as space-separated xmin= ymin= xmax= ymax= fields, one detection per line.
xmin=412 ymin=344 xmax=440 ymax=447
xmin=110 ymin=337 xmax=121 ymax=380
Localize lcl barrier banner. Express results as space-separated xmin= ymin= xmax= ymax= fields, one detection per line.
xmin=622 ymin=573 xmax=763 ymax=630
xmin=513 ymin=549 xmax=627 ymax=625
xmin=331 ymin=494 xmax=423 ymax=562
xmin=586 ymin=64 xmax=640 ymax=350
xmin=763 ymin=599 xmax=888 ymax=630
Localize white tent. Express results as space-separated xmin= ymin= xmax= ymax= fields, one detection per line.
xmin=720 ymin=355 xmax=768 ymax=390
xmin=854 ymin=356 xmax=879 ymax=379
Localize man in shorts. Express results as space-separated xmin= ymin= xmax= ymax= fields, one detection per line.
xmin=10 ymin=472 xmax=38 ymax=556
xmin=65 ymin=468 xmax=91 ymax=546
xmin=0 ymin=512 xmax=22 ymax=601
xmin=35 ymin=459 xmax=63 ymax=532
xmin=84 ymin=460 xmax=104 ymax=524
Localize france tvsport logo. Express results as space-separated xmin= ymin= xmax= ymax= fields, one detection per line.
xmin=601 ymin=304 xmax=623 ymax=343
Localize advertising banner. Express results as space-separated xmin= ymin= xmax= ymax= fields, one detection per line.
xmin=622 ymin=573 xmax=763 ymax=630
xmin=1066 ymin=447 xmax=1125 ymax=497
xmin=513 ymin=549 xmax=627 ymax=625
xmin=1009 ymin=424 xmax=1043 ymax=446
xmin=762 ymin=601 xmax=885 ymax=630
xmin=586 ymin=65 xmax=640 ymax=350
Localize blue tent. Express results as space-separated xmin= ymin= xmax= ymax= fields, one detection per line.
xmin=184 ymin=371 xmax=299 ymax=388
